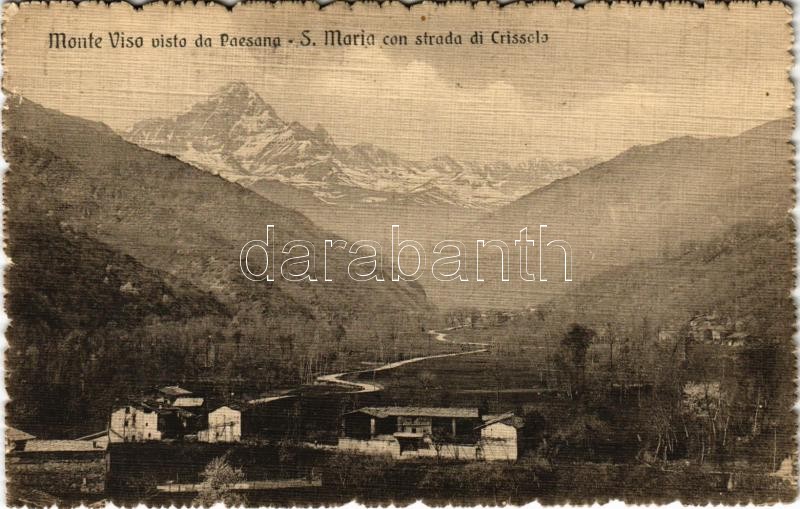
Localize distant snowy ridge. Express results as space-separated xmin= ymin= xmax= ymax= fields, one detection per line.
xmin=126 ymin=82 xmax=599 ymax=209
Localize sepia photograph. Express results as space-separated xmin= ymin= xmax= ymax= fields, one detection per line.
xmin=1 ymin=2 xmax=796 ymax=506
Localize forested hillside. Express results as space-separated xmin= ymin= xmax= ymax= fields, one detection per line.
xmin=430 ymin=118 xmax=794 ymax=309
xmin=484 ymin=219 xmax=795 ymax=467
xmin=3 ymin=96 xmax=432 ymax=437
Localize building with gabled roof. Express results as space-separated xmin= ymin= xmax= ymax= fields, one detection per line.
xmin=6 ymin=426 xmax=35 ymax=454
xmin=476 ymin=412 xmax=525 ymax=461
xmin=339 ymin=406 xmax=523 ymax=461
xmin=479 ymin=412 xmax=526 ymax=430
xmin=198 ymin=406 xmax=242 ymax=443
xmin=109 ymin=405 xmax=164 ymax=443
xmin=342 ymin=407 xmax=480 ymax=442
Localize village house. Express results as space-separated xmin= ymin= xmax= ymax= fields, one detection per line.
xmin=198 ymin=406 xmax=242 ymax=443
xmin=476 ymin=412 xmax=525 ymax=461
xmin=111 ymin=402 xmax=206 ymax=443
xmin=339 ymin=406 xmax=524 ymax=461
xmin=109 ymin=405 xmax=164 ymax=443
xmin=688 ymin=314 xmax=733 ymax=343
xmin=109 ymin=384 xmax=233 ymax=444
xmin=687 ymin=314 xmax=750 ymax=346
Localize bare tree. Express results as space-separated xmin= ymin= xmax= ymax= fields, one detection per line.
xmin=193 ymin=456 xmax=247 ymax=507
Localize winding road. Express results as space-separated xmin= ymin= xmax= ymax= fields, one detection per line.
xmin=314 ymin=327 xmax=489 ymax=394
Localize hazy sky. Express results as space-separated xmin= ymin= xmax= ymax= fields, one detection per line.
xmin=3 ymin=2 xmax=792 ymax=163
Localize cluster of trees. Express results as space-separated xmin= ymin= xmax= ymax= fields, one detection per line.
xmin=193 ymin=456 xmax=247 ymax=507
xmin=534 ymin=316 xmax=794 ymax=468
xmin=470 ymin=220 xmax=796 ymax=470
xmin=4 ymin=221 xmax=433 ymax=437
xmin=8 ymin=306 xmax=433 ymax=437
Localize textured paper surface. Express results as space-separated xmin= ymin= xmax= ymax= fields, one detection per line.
xmin=2 ymin=2 xmax=796 ymax=506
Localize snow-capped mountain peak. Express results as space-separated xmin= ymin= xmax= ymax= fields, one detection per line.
xmin=125 ymin=82 xmax=599 ymax=209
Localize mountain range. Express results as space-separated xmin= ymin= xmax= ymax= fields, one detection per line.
xmin=3 ymin=90 xmax=793 ymax=438
xmin=125 ymin=82 xmax=599 ymax=210
xmin=123 ymin=82 xmax=793 ymax=310
xmin=424 ymin=116 xmax=794 ymax=308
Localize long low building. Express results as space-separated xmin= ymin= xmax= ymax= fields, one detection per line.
xmin=24 ymin=439 xmax=107 ymax=453
xmin=338 ymin=406 xmax=524 ymax=461
xmin=6 ymin=428 xmax=107 ymax=502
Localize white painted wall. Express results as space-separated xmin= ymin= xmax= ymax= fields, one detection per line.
xmin=338 ymin=437 xmax=401 ymax=458
xmin=480 ymin=422 xmax=518 ymax=461
xmin=109 ymin=406 xmax=162 ymax=443
xmin=199 ymin=406 xmax=242 ymax=443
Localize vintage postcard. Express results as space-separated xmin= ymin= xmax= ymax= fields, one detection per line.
xmin=1 ymin=2 xmax=796 ymax=506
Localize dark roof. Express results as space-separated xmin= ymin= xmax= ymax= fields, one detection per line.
xmin=119 ymin=402 xmax=180 ymax=415
xmin=225 ymin=403 xmax=247 ymax=412
xmin=476 ymin=412 xmax=525 ymax=430
xmin=346 ymin=406 xmax=479 ymax=419
xmin=7 ymin=426 xmax=35 ymax=442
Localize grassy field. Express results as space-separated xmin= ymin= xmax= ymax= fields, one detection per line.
xmin=349 ymin=343 xmax=559 ymax=414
